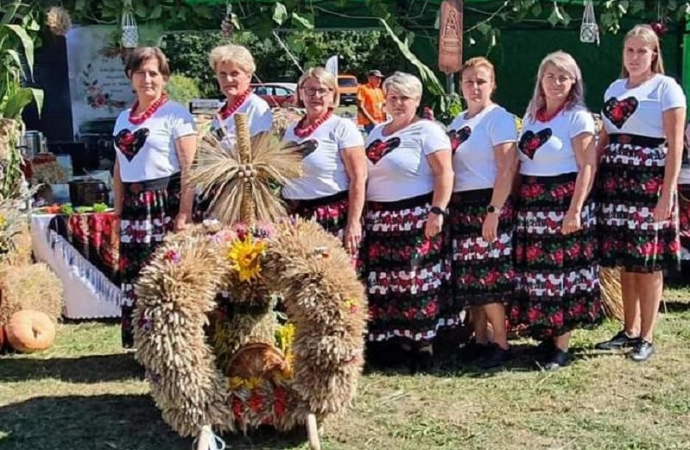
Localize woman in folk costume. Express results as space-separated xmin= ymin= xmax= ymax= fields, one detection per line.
xmin=195 ymin=44 xmax=273 ymax=220
xmin=363 ymin=72 xmax=455 ymax=371
xmin=595 ymin=25 xmax=687 ymax=362
xmin=510 ymin=51 xmax=602 ymax=370
xmin=112 ymin=47 xmax=197 ymax=347
xmin=281 ymin=67 xmax=367 ymax=256
xmin=447 ymin=57 xmax=518 ymax=370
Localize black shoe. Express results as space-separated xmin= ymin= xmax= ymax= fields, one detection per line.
xmin=594 ymin=330 xmax=639 ymax=351
xmin=541 ymin=349 xmax=571 ymax=371
xmin=534 ymin=339 xmax=555 ymax=356
xmin=480 ymin=344 xmax=512 ymax=370
xmin=458 ymin=339 xmax=490 ymax=363
xmin=629 ymin=339 xmax=655 ymax=362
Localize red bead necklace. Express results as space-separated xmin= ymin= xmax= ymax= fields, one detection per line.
xmin=129 ymin=93 xmax=168 ymax=125
xmin=218 ymin=90 xmax=251 ymax=121
xmin=294 ymin=110 xmax=333 ymax=138
xmin=536 ymin=103 xmax=566 ymax=123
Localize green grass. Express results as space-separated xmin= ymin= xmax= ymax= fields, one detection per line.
xmin=1 ymin=286 xmax=690 ymax=450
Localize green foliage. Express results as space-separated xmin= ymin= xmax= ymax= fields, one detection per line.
xmin=161 ymin=29 xmax=409 ymax=98
xmin=166 ymin=73 xmax=202 ymax=107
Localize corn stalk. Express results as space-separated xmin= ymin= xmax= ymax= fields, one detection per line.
xmin=0 ymin=0 xmax=43 ymax=200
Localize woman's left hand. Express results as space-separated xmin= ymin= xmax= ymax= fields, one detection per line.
xmin=653 ymin=193 xmax=674 ymax=223
xmin=562 ymin=210 xmax=582 ymax=235
xmin=425 ymin=213 xmax=444 ymax=239
xmin=174 ymin=213 xmax=189 ymax=232
xmin=344 ymin=221 xmax=362 ymax=254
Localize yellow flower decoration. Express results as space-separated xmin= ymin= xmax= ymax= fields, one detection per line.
xmin=275 ymin=323 xmax=295 ymax=355
xmin=227 ymin=236 xmax=266 ymax=281
xmin=228 ymin=377 xmax=244 ymax=390
xmin=246 ymin=377 xmax=263 ymax=390
xmin=514 ymin=115 xmax=523 ymax=133
xmin=343 ymin=298 xmax=358 ymax=314
xmin=0 ymin=214 xmax=6 ymax=229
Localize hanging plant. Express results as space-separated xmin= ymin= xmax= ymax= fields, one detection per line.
xmin=45 ymin=6 xmax=72 ymax=37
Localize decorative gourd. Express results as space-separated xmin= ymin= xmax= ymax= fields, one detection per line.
xmin=5 ymin=310 xmax=56 ymax=353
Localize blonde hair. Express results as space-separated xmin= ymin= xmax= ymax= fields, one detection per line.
xmin=620 ymin=24 xmax=665 ymax=78
xmin=295 ymin=67 xmax=340 ymax=108
xmin=209 ymin=44 xmax=256 ymax=73
xmin=461 ymin=56 xmax=496 ymax=92
xmin=525 ymin=51 xmax=585 ymax=120
xmin=383 ymin=71 xmax=423 ymax=99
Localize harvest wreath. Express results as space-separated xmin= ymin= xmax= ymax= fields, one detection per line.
xmin=132 ymin=114 xmax=367 ymax=449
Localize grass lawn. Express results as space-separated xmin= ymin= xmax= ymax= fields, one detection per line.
xmin=1 ymin=285 xmax=690 ymax=450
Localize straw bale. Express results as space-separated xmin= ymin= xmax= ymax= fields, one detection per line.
xmin=0 ymin=263 xmax=62 ymax=325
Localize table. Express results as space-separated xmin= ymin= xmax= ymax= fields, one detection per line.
xmin=31 ymin=212 xmax=121 ymax=319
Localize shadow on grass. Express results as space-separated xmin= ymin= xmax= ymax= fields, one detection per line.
xmin=0 ymin=353 xmax=144 ymax=383
xmin=0 ymin=394 xmax=315 ymax=450
xmin=662 ymin=301 xmax=690 ymax=314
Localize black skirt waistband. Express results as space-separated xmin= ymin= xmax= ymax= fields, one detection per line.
xmin=520 ymin=172 xmax=577 ymax=184
xmin=367 ymin=192 xmax=433 ymax=210
xmin=283 ymin=190 xmax=348 ymax=208
xmin=123 ymin=173 xmax=181 ymax=193
xmin=608 ymin=133 xmax=666 ymax=148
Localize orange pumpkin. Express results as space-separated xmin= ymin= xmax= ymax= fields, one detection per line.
xmin=5 ymin=310 xmax=56 ymax=353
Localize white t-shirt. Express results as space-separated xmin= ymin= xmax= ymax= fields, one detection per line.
xmin=518 ymin=107 xmax=594 ymax=177
xmin=366 ymin=120 xmax=451 ymax=202
xmin=602 ymin=74 xmax=685 ymax=138
xmin=281 ymin=115 xmax=364 ymax=200
xmin=113 ymin=101 xmax=197 ymax=182
xmin=448 ymin=104 xmax=517 ymax=191
xmin=211 ymin=93 xmax=273 ymax=141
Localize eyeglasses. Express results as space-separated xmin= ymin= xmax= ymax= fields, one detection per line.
xmin=301 ymin=87 xmax=332 ymax=97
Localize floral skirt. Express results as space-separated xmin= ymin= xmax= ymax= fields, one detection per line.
xmin=509 ymin=173 xmax=602 ymax=340
xmin=680 ymin=183 xmax=690 ymax=255
xmin=449 ymin=189 xmax=515 ymax=308
xmin=120 ymin=174 xmax=180 ymax=347
xmin=597 ymin=134 xmax=680 ymax=273
xmin=284 ymin=190 xmax=350 ymax=241
xmin=363 ymin=193 xmax=457 ymax=342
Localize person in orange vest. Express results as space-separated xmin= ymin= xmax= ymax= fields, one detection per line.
xmin=357 ymin=70 xmax=386 ymax=133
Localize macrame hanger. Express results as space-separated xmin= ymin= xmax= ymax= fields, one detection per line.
xmin=579 ymin=0 xmax=599 ymax=45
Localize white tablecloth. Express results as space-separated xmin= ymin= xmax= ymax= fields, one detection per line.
xmin=31 ymin=214 xmax=121 ymax=319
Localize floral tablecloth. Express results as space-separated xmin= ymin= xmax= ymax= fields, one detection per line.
xmin=47 ymin=212 xmax=120 ymax=285
xmin=31 ymin=212 xmax=121 ymax=319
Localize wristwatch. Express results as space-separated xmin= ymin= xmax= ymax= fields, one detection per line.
xmin=429 ymin=206 xmax=448 ymax=216
xmin=487 ymin=204 xmax=502 ymax=214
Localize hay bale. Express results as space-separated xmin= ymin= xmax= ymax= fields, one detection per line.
xmin=0 ymin=263 xmax=63 ymax=325
xmin=4 ymin=224 xmax=32 ymax=267
xmin=600 ymin=267 xmax=623 ymax=321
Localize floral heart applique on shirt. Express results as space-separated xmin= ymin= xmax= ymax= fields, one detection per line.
xmin=448 ymin=126 xmax=471 ymax=154
xmin=366 ymin=137 xmax=401 ymax=164
xmin=603 ymin=96 xmax=638 ymax=128
xmin=285 ymin=139 xmax=318 ymax=159
xmin=519 ymin=128 xmax=552 ymax=160
xmin=115 ymin=128 xmax=149 ymax=162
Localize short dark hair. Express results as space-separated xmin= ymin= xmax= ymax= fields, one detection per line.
xmin=124 ymin=47 xmax=171 ymax=79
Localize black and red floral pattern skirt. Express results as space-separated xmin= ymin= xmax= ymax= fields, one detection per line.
xmin=509 ymin=173 xmax=602 ymax=340
xmin=363 ymin=193 xmax=457 ymax=343
xmin=285 ymin=190 xmax=350 ymax=241
xmin=597 ymin=134 xmax=680 ymax=273
xmin=449 ymin=189 xmax=515 ymax=308
xmin=120 ymin=173 xmax=181 ymax=348
xmin=680 ymin=183 xmax=690 ymax=256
